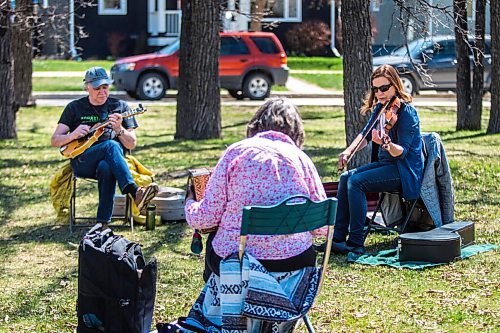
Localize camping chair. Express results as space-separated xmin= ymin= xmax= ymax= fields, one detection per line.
xmin=364 ymin=191 xmax=419 ymax=236
xmin=364 ymin=137 xmax=430 ymax=237
xmin=69 ymin=175 xmax=134 ymax=233
xmin=239 ymin=195 xmax=338 ymax=333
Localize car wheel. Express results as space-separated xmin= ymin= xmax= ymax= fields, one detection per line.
xmin=243 ymin=73 xmax=271 ymax=100
xmin=227 ymin=89 xmax=244 ymax=100
xmin=400 ymin=75 xmax=416 ymax=96
xmin=137 ymin=72 xmax=167 ymax=100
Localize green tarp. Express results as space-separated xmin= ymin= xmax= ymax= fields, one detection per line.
xmin=347 ymin=244 xmax=498 ymax=269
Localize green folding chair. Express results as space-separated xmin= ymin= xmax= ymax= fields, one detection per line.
xmin=239 ymin=195 xmax=338 ymax=333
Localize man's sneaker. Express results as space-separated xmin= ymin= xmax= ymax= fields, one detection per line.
xmin=135 ymin=183 xmax=159 ymax=212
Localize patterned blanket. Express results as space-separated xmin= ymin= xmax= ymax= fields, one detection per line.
xmin=184 ymin=252 xmax=321 ymax=333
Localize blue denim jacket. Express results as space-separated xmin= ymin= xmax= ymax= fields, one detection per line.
xmin=420 ymin=132 xmax=455 ymax=227
xmin=363 ymin=102 xmax=424 ymax=200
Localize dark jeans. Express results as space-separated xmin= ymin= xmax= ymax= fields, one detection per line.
xmin=333 ymin=161 xmax=402 ymax=247
xmin=203 ymin=232 xmax=317 ymax=282
xmin=70 ymin=140 xmax=135 ymax=223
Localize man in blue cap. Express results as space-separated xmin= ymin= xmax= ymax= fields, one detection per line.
xmin=51 ymin=67 xmax=158 ymax=227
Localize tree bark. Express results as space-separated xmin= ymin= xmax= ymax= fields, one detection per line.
xmin=0 ymin=3 xmax=18 ymax=139
xmin=12 ymin=0 xmax=33 ymax=107
xmin=341 ymin=0 xmax=372 ymax=168
xmin=469 ymin=0 xmax=485 ymax=130
xmin=488 ymin=0 xmax=500 ymax=133
xmin=250 ymin=0 xmax=267 ymax=32
xmin=175 ymin=0 xmax=222 ymax=140
xmin=454 ymin=0 xmax=472 ymax=130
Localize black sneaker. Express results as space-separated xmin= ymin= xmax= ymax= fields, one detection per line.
xmin=345 ymin=241 xmax=365 ymax=255
xmin=330 ymin=241 xmax=351 ymax=254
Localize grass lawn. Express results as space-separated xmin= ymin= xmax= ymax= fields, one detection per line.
xmin=33 ymin=57 xmax=343 ymax=73
xmin=33 ymin=77 xmax=118 ymax=92
xmin=291 ymin=73 xmax=343 ymax=90
xmin=287 ymin=57 xmax=343 ymax=71
xmin=33 ymin=60 xmax=115 ymax=72
xmin=0 ymin=105 xmax=498 ymax=332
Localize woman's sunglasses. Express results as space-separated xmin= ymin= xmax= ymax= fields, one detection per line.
xmin=371 ymin=83 xmax=392 ymax=93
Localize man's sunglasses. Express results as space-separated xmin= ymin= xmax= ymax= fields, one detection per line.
xmin=371 ymin=83 xmax=392 ymax=93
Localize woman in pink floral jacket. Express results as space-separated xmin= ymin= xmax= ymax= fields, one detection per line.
xmin=185 ymin=97 xmax=327 ymax=281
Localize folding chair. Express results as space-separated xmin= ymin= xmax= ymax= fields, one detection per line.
xmin=365 ymin=137 xmax=429 ymax=237
xmin=69 ymin=175 xmax=134 ymax=233
xmin=239 ymin=195 xmax=338 ymax=333
xmin=365 ymin=191 xmax=418 ymax=235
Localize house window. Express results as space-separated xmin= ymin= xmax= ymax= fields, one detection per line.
xmin=98 ymin=0 xmax=127 ymax=15
xmin=262 ymin=0 xmax=301 ymax=23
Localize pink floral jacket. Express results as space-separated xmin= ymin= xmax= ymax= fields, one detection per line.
xmin=185 ymin=131 xmax=327 ymax=259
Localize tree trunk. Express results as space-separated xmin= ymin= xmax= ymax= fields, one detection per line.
xmin=469 ymin=0 xmax=485 ymax=130
xmin=250 ymin=0 xmax=267 ymax=32
xmin=12 ymin=0 xmax=33 ymax=107
xmin=175 ymin=0 xmax=222 ymax=140
xmin=0 ymin=3 xmax=18 ymax=139
xmin=454 ymin=0 xmax=472 ymax=130
xmin=488 ymin=0 xmax=500 ymax=133
xmin=341 ymin=0 xmax=372 ymax=168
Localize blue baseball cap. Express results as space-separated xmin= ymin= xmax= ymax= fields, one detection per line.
xmin=84 ymin=67 xmax=113 ymax=88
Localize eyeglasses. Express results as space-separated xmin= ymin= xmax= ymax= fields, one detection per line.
xmin=371 ymin=83 xmax=392 ymax=93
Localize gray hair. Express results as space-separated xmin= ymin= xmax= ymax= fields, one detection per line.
xmin=246 ymin=97 xmax=305 ymax=148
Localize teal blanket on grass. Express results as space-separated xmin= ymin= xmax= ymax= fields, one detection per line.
xmin=347 ymin=244 xmax=498 ymax=269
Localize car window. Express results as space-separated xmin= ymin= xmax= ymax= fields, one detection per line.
xmin=470 ymin=39 xmax=491 ymax=55
xmin=250 ymin=37 xmax=279 ymax=54
xmin=221 ymin=37 xmax=250 ymax=56
xmin=392 ymin=39 xmax=434 ymax=58
xmin=431 ymin=40 xmax=456 ymax=59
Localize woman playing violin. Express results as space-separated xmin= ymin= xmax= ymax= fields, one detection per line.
xmin=332 ymin=64 xmax=424 ymax=255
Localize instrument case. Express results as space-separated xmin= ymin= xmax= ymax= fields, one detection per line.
xmin=398 ymin=230 xmax=461 ymax=263
xmin=398 ymin=221 xmax=475 ymax=263
xmin=439 ymin=221 xmax=475 ymax=247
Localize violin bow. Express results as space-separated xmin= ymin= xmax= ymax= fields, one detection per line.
xmin=338 ymin=96 xmax=397 ymax=173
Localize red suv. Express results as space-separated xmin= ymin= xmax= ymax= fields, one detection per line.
xmin=111 ymin=32 xmax=288 ymax=100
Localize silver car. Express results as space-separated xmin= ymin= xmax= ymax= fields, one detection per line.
xmin=373 ymin=35 xmax=491 ymax=95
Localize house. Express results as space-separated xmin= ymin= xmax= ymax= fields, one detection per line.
xmin=39 ymin=0 xmax=490 ymax=60
xmin=73 ymin=0 xmax=336 ymax=59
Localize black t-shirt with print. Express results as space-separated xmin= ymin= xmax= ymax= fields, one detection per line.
xmin=58 ymin=96 xmax=138 ymax=144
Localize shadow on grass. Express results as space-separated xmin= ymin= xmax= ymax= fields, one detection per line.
xmin=0 ymin=157 xmax=62 ymax=169
xmin=439 ymin=131 xmax=490 ymax=142
xmin=136 ymin=138 xmax=227 ymax=153
xmin=6 ymin=266 xmax=78 ymax=322
xmin=0 ymin=183 xmax=55 ymax=226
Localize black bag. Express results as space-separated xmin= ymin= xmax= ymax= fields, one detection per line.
xmin=405 ymin=198 xmax=435 ymax=232
xmin=77 ymin=224 xmax=157 ymax=333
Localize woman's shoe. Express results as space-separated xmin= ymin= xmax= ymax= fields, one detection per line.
xmin=330 ymin=241 xmax=350 ymax=254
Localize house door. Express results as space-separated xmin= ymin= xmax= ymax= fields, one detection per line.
xmin=148 ymin=0 xmax=182 ymax=46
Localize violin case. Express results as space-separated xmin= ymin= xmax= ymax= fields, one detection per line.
xmin=398 ymin=221 xmax=475 ymax=263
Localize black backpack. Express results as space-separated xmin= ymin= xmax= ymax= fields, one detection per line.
xmin=77 ymin=224 xmax=157 ymax=333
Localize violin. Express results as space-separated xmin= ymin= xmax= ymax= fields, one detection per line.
xmin=379 ymin=96 xmax=401 ymax=147
xmin=337 ymin=96 xmax=400 ymax=173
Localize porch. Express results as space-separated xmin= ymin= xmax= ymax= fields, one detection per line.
xmin=148 ymin=0 xmax=182 ymax=47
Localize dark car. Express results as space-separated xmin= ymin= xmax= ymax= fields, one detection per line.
xmin=111 ymin=32 xmax=289 ymax=100
xmin=373 ymin=35 xmax=492 ymax=95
